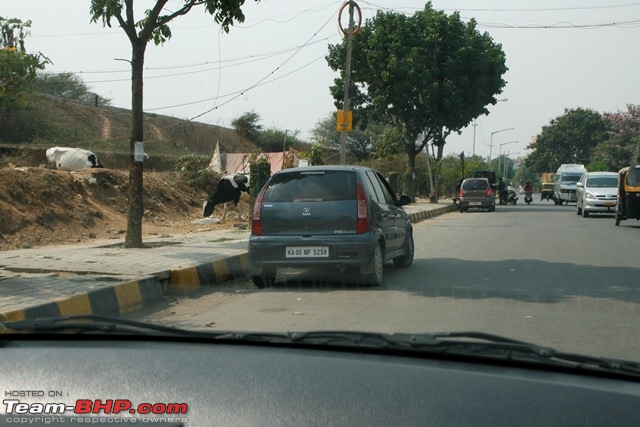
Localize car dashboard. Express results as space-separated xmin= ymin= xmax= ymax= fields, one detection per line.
xmin=2 ymin=337 xmax=640 ymax=426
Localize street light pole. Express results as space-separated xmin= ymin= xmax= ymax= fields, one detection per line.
xmin=489 ymin=127 xmax=514 ymax=160
xmin=498 ymin=140 xmax=518 ymax=177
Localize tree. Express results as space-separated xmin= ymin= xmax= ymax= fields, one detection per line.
xmin=526 ymin=108 xmax=607 ymax=173
xmin=89 ymin=0 xmax=259 ymax=248
xmin=326 ymin=5 xmax=507 ymax=199
xmin=231 ymin=110 xmax=262 ymax=143
xmin=600 ymin=104 xmax=640 ymax=165
xmin=0 ymin=17 xmax=49 ymax=113
xmin=29 ymin=72 xmax=112 ymax=106
xmin=258 ymin=127 xmax=301 ymax=152
xmin=310 ymin=113 xmax=377 ymax=161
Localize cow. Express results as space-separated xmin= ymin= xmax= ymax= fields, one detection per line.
xmin=46 ymin=147 xmax=103 ymax=171
xmin=202 ymin=174 xmax=249 ymax=220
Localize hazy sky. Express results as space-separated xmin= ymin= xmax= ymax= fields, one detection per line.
xmin=4 ymin=1 xmax=640 ymax=161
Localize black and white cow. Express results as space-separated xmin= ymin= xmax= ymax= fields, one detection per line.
xmin=46 ymin=147 xmax=103 ymax=171
xmin=202 ymin=174 xmax=249 ymax=219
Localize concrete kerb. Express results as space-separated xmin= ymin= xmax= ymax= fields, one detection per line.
xmin=1 ymin=203 xmax=455 ymax=321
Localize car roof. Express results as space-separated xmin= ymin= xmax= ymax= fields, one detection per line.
xmin=273 ymin=165 xmax=370 ymax=174
xmin=462 ymin=177 xmax=489 ymax=182
xmin=584 ymin=171 xmax=617 ymax=176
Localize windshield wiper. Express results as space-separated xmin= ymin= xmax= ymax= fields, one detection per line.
xmin=3 ymin=318 xmax=638 ymax=378
xmin=1 ymin=314 xmax=214 ymax=337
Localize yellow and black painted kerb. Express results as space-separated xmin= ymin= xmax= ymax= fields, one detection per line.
xmin=1 ymin=253 xmax=250 ymax=322
xmin=408 ymin=204 xmax=458 ymax=223
xmin=170 ymin=253 xmax=249 ymax=295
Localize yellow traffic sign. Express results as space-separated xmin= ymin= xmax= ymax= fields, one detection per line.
xmin=336 ymin=110 xmax=353 ymax=132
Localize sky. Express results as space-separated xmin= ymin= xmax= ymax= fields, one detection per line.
xmin=4 ymin=1 xmax=640 ymax=161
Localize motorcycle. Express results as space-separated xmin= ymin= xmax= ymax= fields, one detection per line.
xmin=524 ymin=191 xmax=533 ymax=205
xmin=506 ymin=188 xmax=518 ymax=205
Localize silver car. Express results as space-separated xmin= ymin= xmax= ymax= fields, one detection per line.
xmin=576 ymin=171 xmax=618 ymax=217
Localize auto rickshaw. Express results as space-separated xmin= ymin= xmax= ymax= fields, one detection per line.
xmin=541 ymin=182 xmax=554 ymax=201
xmin=614 ymin=164 xmax=640 ymax=226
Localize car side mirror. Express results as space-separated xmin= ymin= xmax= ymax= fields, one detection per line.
xmin=576 ymin=182 xmax=584 ymax=187
xmin=397 ymin=195 xmax=412 ymax=206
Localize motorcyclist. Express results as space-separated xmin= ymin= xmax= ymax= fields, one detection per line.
xmin=524 ymin=181 xmax=533 ymax=194
xmin=498 ymin=177 xmax=507 ymax=204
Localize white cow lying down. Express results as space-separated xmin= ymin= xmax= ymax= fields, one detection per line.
xmin=46 ymin=147 xmax=103 ymax=171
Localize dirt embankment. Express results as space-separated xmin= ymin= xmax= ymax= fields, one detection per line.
xmin=0 ymin=167 xmax=248 ymax=251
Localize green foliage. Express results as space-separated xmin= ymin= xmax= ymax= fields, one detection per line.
xmin=0 ymin=17 xmax=49 ymax=113
xmin=326 ymin=5 xmax=507 ymax=165
xmin=232 ymin=110 xmax=263 ymax=143
xmin=249 ymin=152 xmax=271 ymax=199
xmin=175 ymin=154 xmax=218 ymax=190
xmin=513 ymin=163 xmax=540 ymax=188
xmin=311 ymin=113 xmax=379 ymax=161
xmin=258 ymin=128 xmax=302 ymax=152
xmin=589 ymin=139 xmax=634 ymax=171
xmin=526 ymin=108 xmax=607 ymax=173
xmin=438 ymin=154 xmax=489 ymax=196
xmin=309 ymin=143 xmax=325 ymax=165
xmin=29 ymin=72 xmax=112 ymax=106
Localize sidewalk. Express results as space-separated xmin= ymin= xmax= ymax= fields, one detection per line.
xmin=0 ymin=199 xmax=457 ymax=321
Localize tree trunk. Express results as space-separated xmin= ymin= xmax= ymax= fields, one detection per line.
xmin=124 ymin=41 xmax=146 ymax=248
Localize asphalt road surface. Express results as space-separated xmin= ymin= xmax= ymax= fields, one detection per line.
xmin=127 ymin=198 xmax=640 ymax=361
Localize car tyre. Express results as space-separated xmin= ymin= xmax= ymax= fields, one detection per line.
xmin=582 ymin=208 xmax=589 ymax=218
xmin=251 ymin=269 xmax=276 ymax=288
xmin=363 ymin=242 xmax=384 ymax=286
xmin=393 ymin=234 xmax=414 ymax=268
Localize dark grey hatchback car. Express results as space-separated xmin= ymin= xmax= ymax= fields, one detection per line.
xmin=249 ymin=166 xmax=413 ymax=287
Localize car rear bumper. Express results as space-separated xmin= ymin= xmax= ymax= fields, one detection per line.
xmin=249 ymin=233 xmax=378 ymax=271
xmin=459 ymin=199 xmax=494 ymax=209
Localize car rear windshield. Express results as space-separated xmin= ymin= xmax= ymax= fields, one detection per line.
xmin=263 ymin=170 xmax=356 ymax=202
xmin=462 ymin=179 xmax=488 ymax=190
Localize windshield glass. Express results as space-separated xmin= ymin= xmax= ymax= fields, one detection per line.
xmin=561 ymin=173 xmax=583 ymax=184
xmin=587 ymin=176 xmax=618 ymax=188
xmin=627 ymin=168 xmax=640 ymax=187
xmin=264 ymin=170 xmax=356 ymax=202
xmin=2 ymin=0 xmax=640 ymax=395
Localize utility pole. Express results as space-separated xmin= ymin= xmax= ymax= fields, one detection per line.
xmin=472 ymin=119 xmax=477 ymax=156
xmin=339 ymin=1 xmax=356 ymax=165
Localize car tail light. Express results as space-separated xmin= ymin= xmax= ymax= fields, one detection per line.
xmin=252 ymin=186 xmax=268 ymax=235
xmin=356 ymin=183 xmax=368 ymax=234
xmin=487 ymin=187 xmax=493 ymax=197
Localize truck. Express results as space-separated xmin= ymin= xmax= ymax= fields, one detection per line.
xmin=553 ymin=164 xmax=587 ymax=205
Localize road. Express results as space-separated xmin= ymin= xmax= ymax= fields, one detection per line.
xmin=127 ymin=198 xmax=640 ymax=361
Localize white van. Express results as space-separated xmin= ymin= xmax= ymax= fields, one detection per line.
xmin=554 ymin=164 xmax=587 ymax=205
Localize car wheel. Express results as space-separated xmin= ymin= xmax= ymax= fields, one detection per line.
xmin=459 ymin=207 xmax=464 ymax=213
xmin=363 ymin=242 xmax=383 ymax=286
xmin=582 ymin=208 xmax=589 ymax=218
xmin=393 ymin=234 xmax=414 ymax=268
xmin=251 ymin=269 xmax=276 ymax=288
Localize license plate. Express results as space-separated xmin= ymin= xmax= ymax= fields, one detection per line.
xmin=603 ymin=202 xmax=615 ymax=207
xmin=469 ymin=202 xmax=482 ymax=206
xmin=286 ymin=246 xmax=329 ymax=258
